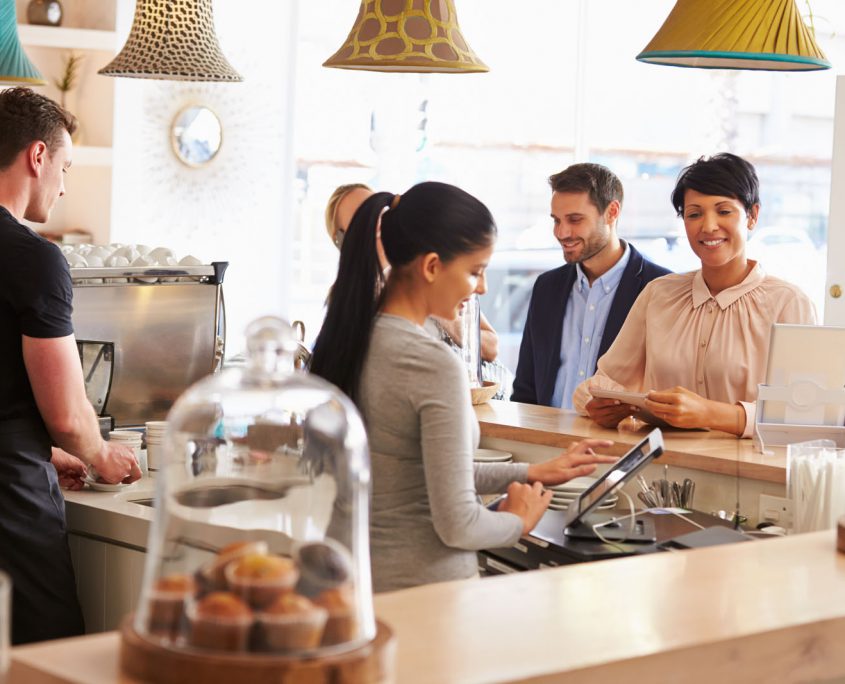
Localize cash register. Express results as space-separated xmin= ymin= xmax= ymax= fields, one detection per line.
xmin=479 ymin=429 xmax=749 ymax=575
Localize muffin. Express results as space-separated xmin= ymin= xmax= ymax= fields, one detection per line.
xmin=187 ymin=592 xmax=253 ymax=652
xmin=225 ymin=554 xmax=299 ymax=609
xmin=294 ymin=540 xmax=353 ymax=597
xmin=257 ymin=592 xmax=328 ymax=652
xmin=313 ymin=585 xmax=358 ymax=645
xmin=200 ymin=540 xmax=269 ymax=592
xmin=147 ymin=573 xmax=195 ymax=639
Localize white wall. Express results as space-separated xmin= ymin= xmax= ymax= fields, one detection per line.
xmin=110 ymin=0 xmax=297 ymax=354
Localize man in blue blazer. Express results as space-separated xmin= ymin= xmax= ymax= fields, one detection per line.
xmin=512 ymin=163 xmax=671 ymax=408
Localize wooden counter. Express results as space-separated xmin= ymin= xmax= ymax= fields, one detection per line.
xmin=476 ymin=400 xmax=786 ymax=484
xmin=10 ymin=531 xmax=845 ymax=683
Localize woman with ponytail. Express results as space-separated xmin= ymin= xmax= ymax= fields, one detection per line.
xmin=311 ymin=181 xmax=615 ymax=592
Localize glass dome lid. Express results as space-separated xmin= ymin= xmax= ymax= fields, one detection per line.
xmin=134 ymin=317 xmax=374 ymax=656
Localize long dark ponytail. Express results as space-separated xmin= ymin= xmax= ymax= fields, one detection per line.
xmin=310 ymin=181 xmax=496 ymax=403
xmin=310 ymin=191 xmax=393 ymax=400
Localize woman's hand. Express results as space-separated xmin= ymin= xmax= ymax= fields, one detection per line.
xmin=585 ymin=397 xmax=639 ymax=428
xmin=498 ymin=481 xmax=552 ymax=535
xmin=527 ymin=439 xmax=616 ymax=486
xmin=644 ymin=386 xmax=746 ymax=435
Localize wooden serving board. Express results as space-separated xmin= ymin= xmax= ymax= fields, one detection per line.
xmin=120 ymin=617 xmax=396 ymax=684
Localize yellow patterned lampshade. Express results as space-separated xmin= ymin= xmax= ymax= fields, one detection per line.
xmin=99 ymin=0 xmax=242 ymax=82
xmin=324 ymin=0 xmax=488 ymax=73
xmin=0 ymin=0 xmax=45 ymax=85
xmin=637 ymin=0 xmax=830 ymax=71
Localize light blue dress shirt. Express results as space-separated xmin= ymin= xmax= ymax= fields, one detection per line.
xmin=551 ymin=243 xmax=631 ymax=409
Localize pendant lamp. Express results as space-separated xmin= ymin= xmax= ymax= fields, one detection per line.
xmin=324 ymin=0 xmax=488 ymax=73
xmin=99 ymin=0 xmax=242 ymax=82
xmin=0 ymin=0 xmax=45 ymax=86
xmin=637 ymin=0 xmax=830 ymax=71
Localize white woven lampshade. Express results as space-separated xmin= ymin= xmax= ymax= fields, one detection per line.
xmin=637 ymin=0 xmax=830 ymax=71
xmin=324 ymin=0 xmax=488 ymax=73
xmin=0 ymin=0 xmax=45 ymax=85
xmin=99 ymin=0 xmax=242 ymax=82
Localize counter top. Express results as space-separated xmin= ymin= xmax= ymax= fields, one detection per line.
xmin=476 ymin=400 xmax=787 ymax=484
xmin=63 ymin=477 xmax=156 ymax=549
xmin=11 ymin=530 xmax=845 ymax=683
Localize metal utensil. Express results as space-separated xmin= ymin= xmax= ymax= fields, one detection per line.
xmin=672 ymin=482 xmax=683 ymax=508
xmin=682 ymin=478 xmax=695 ymax=508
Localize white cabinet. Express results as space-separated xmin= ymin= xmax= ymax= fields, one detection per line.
xmin=68 ymin=533 xmax=146 ymax=633
xmin=15 ymin=0 xmax=118 ymax=244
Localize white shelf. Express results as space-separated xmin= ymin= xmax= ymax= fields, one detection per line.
xmin=73 ymin=146 xmax=112 ymax=168
xmin=17 ymin=25 xmax=118 ymax=51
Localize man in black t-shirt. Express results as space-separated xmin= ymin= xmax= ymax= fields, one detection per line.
xmin=0 ymin=88 xmax=142 ymax=644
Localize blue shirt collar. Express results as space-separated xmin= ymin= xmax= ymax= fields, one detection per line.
xmin=574 ymin=240 xmax=630 ymax=294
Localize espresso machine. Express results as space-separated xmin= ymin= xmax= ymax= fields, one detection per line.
xmin=71 ymin=262 xmax=227 ymax=427
xmin=77 ymin=339 xmax=116 ymax=436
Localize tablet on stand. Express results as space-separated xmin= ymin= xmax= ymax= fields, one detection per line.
xmin=562 ymin=429 xmax=664 ymax=543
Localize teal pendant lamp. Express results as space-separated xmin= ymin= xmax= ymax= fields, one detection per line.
xmin=637 ymin=0 xmax=831 ymax=72
xmin=0 ymin=0 xmax=46 ymax=85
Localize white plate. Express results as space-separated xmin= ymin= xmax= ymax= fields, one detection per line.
xmin=551 ymin=492 xmax=617 ymax=501
xmin=548 ymin=500 xmax=616 ymax=511
xmin=474 ymin=448 xmax=513 ymax=463
xmin=547 ymin=477 xmax=599 ymax=493
xmin=84 ymin=477 xmax=134 ymax=492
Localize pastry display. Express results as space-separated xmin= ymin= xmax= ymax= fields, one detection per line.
xmin=149 ymin=545 xmax=357 ymax=654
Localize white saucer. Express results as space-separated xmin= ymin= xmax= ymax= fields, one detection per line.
xmin=84 ymin=477 xmax=134 ymax=492
xmin=474 ymin=448 xmax=513 ymax=463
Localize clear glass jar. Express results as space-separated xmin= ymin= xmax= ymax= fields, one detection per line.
xmin=133 ymin=317 xmax=374 ymax=656
xmin=458 ymin=293 xmax=482 ymax=388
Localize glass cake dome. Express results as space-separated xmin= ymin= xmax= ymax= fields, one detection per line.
xmin=133 ymin=317 xmax=374 ymax=656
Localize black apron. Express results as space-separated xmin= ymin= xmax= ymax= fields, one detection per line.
xmin=0 ymin=416 xmax=84 ymax=644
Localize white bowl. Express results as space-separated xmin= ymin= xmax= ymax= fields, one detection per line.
xmin=131 ymin=256 xmax=158 ymax=283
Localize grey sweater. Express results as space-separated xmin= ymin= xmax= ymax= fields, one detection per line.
xmin=359 ymin=314 xmax=528 ymax=592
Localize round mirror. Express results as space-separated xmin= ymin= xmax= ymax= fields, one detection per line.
xmin=171 ymin=106 xmax=223 ymax=167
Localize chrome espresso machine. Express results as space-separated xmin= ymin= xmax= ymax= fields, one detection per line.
xmin=71 ymin=262 xmax=227 ymax=427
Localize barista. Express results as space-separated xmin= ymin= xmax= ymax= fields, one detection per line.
xmin=0 ymin=88 xmax=141 ymax=645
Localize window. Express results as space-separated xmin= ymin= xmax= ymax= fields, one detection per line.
xmin=290 ymin=0 xmax=845 ymax=370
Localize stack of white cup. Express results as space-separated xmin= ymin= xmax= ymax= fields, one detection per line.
xmin=145 ymin=421 xmax=168 ymax=471
xmin=108 ymin=430 xmax=144 ymax=475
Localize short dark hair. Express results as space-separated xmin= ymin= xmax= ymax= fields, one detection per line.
xmin=0 ymin=87 xmax=77 ymax=170
xmin=671 ymin=153 xmax=760 ymax=217
xmin=548 ymin=163 xmax=624 ymax=214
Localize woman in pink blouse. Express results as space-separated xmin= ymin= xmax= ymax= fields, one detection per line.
xmin=573 ymin=153 xmax=816 ymax=437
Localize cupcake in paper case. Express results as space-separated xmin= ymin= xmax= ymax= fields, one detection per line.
xmin=257 ymin=592 xmax=328 ymax=652
xmin=294 ymin=539 xmax=353 ymax=597
xmin=313 ymin=584 xmax=358 ymax=646
xmin=224 ymin=554 xmax=299 ymax=609
xmin=187 ymin=592 xmax=253 ymax=652
xmin=198 ymin=540 xmax=269 ymax=593
xmin=147 ymin=573 xmax=195 ymax=640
